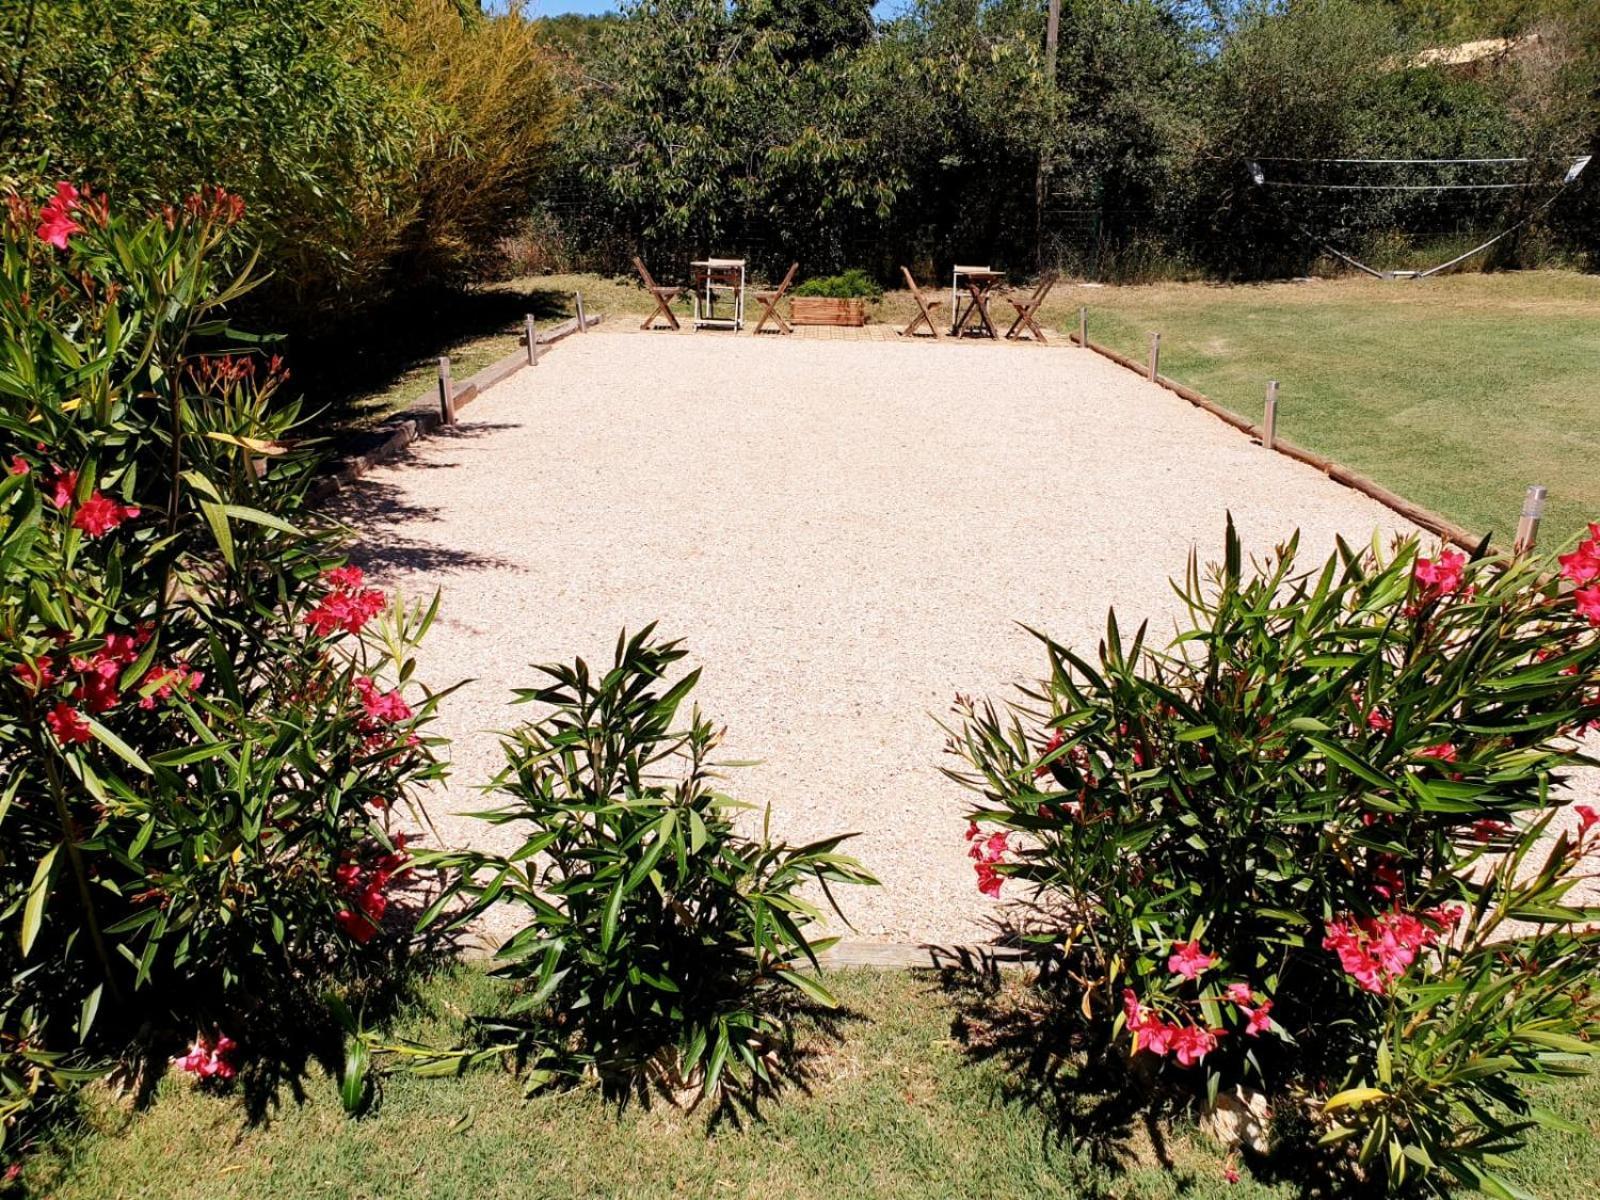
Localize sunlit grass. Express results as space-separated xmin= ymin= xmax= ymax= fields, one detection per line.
xmin=31 ymin=967 xmax=1599 ymax=1200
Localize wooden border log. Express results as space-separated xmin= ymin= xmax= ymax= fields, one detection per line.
xmin=1070 ymin=325 xmax=1485 ymax=552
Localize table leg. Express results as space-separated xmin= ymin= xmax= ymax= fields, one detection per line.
xmin=974 ymin=286 xmax=997 ymax=339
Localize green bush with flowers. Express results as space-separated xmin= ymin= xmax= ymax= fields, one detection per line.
xmin=949 ymin=519 xmax=1600 ymax=1196
xmin=0 ymin=182 xmax=450 ymax=1160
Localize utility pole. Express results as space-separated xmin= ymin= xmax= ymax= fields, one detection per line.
xmin=1035 ymin=0 xmax=1062 ymax=271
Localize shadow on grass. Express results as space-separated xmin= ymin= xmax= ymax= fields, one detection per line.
xmin=430 ymin=987 xmax=870 ymax=1135
xmin=939 ymin=956 xmax=1176 ymax=1183
xmin=933 ymin=922 xmax=1367 ymax=1200
xmin=285 ymin=286 xmax=579 ymax=434
xmin=113 ymin=895 xmax=468 ymax=1131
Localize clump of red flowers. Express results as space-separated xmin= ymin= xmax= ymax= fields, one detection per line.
xmin=36 ymin=464 xmax=139 ymax=538
xmin=306 ymin=566 xmax=386 ymax=639
xmin=1323 ymin=905 xmax=1463 ymax=995
xmin=335 ymin=837 xmax=410 ymax=944
xmin=964 ymin=822 xmax=1009 ymax=898
xmin=1413 ymin=548 xmax=1466 ymax=600
xmin=35 ymin=181 xmax=83 ymax=250
xmin=46 ymin=702 xmax=92 ymax=746
xmin=1121 ymin=941 xmax=1275 ymax=1068
xmin=174 ymin=1033 xmax=237 ymax=1081
xmin=71 ymin=491 xmax=141 ymax=538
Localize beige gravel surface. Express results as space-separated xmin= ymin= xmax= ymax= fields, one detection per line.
xmin=336 ymin=330 xmax=1598 ymax=947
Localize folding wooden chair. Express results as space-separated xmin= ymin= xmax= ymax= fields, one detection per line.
xmin=898 ymin=267 xmax=944 ymax=339
xmin=632 ymin=255 xmax=684 ymax=331
xmin=752 ymin=262 xmax=799 ymax=335
xmin=1003 ymin=272 xmax=1059 ymax=343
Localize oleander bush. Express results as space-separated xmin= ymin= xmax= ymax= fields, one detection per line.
xmin=417 ymin=628 xmax=876 ymax=1110
xmin=0 ymin=181 xmax=449 ymax=1160
xmin=949 ymin=518 xmax=1600 ymax=1195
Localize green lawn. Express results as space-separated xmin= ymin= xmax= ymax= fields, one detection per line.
xmin=1031 ymin=272 xmax=1600 ymax=547
xmin=31 ymin=967 xmax=1600 ymax=1200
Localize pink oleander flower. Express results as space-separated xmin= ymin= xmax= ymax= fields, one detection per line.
xmin=7 ymin=456 xmax=28 ymax=476
xmin=306 ymin=566 xmax=386 ymax=638
xmin=1413 ymin=548 xmax=1466 ymax=597
xmin=1242 ymin=1000 xmax=1273 ymax=1037
xmin=1560 ymin=543 xmax=1600 ymax=586
xmin=354 ymin=676 xmax=413 ymax=725
xmin=1470 ymin=818 xmax=1511 ymax=843
xmin=1370 ymin=856 xmax=1404 ymax=900
xmin=43 ymin=467 xmax=78 ymax=509
xmin=12 ymin=657 xmax=57 ymax=690
xmin=1416 ymin=742 xmax=1457 ymax=763
xmin=36 ymin=181 xmax=83 ymax=250
xmin=1171 ymin=1023 xmax=1221 ymax=1068
xmin=1167 ymin=940 xmax=1215 ymax=981
xmin=1575 ymin=805 xmax=1599 ymax=838
xmin=139 ymin=663 xmax=203 ymax=709
xmin=174 ymin=1034 xmax=237 ymax=1081
xmin=1323 ymin=907 xmax=1456 ymax=994
xmin=70 ymin=491 xmax=140 ymax=538
xmin=46 ymin=702 xmax=92 ymax=745
xmin=1034 ymin=727 xmax=1066 ymax=778
xmin=1576 ymin=586 xmax=1600 ymax=626
xmin=1224 ymin=982 xmax=1254 ymax=1006
xmin=1366 ymin=708 xmax=1393 ymax=733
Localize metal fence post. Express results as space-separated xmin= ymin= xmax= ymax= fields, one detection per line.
xmin=525 ymin=314 xmax=539 ymax=366
xmin=574 ymin=291 xmax=588 ymax=332
xmin=437 ymin=356 xmax=455 ymax=426
xmin=1148 ymin=332 xmax=1161 ymax=382
xmin=1515 ymin=484 xmax=1547 ymax=555
xmin=1078 ymin=306 xmax=1087 ymax=348
xmin=1262 ymin=380 xmax=1279 ymax=450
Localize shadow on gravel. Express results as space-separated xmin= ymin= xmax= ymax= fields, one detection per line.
xmin=324 ymin=463 xmax=529 ymax=577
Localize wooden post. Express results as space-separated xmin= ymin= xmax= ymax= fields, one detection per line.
xmin=574 ymin=291 xmax=588 ymax=332
xmin=1514 ymin=484 xmax=1547 ymax=555
xmin=1078 ymin=306 xmax=1087 ymax=348
xmin=1148 ymin=332 xmax=1161 ymax=381
xmin=525 ymin=314 xmax=539 ymax=366
xmin=1262 ymin=380 xmax=1279 ymax=450
xmin=437 ymin=356 xmax=455 ymax=426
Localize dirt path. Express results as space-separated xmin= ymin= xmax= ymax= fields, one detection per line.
xmin=336 ymin=329 xmax=1594 ymax=945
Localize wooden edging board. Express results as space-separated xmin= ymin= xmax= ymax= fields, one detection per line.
xmin=1067 ymin=331 xmax=1485 ymax=553
xmin=308 ymin=311 xmax=604 ymax=504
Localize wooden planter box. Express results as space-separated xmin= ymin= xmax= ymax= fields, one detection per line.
xmin=790 ymin=297 xmax=868 ymax=327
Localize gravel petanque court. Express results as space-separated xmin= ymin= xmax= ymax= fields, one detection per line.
xmin=338 ymin=328 xmax=1553 ymax=946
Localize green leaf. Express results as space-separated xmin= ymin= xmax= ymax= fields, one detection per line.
xmin=87 ymin=717 xmax=153 ymax=774
xmin=22 ymin=844 xmax=60 ymax=957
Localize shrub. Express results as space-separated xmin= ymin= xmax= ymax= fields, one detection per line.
xmin=0 ymin=181 xmax=448 ymax=1157
xmin=792 ymin=268 xmax=883 ymax=300
xmin=1 ymin=0 xmax=565 ymax=315
xmin=420 ymin=628 xmax=876 ymax=1108
xmin=948 ymin=518 xmax=1600 ymax=1194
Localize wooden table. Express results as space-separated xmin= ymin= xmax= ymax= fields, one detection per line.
xmin=691 ymin=259 xmax=746 ymax=331
xmin=950 ymin=266 xmax=1005 ymax=338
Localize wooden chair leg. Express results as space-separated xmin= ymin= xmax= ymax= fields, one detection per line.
xmin=754 ymin=296 xmax=792 ymax=335
xmin=644 ymin=293 xmax=680 ymax=331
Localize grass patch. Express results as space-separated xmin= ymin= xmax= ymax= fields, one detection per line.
xmin=29 ymin=967 xmax=1599 ymax=1199
xmin=1028 ymin=272 xmax=1600 ymax=546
